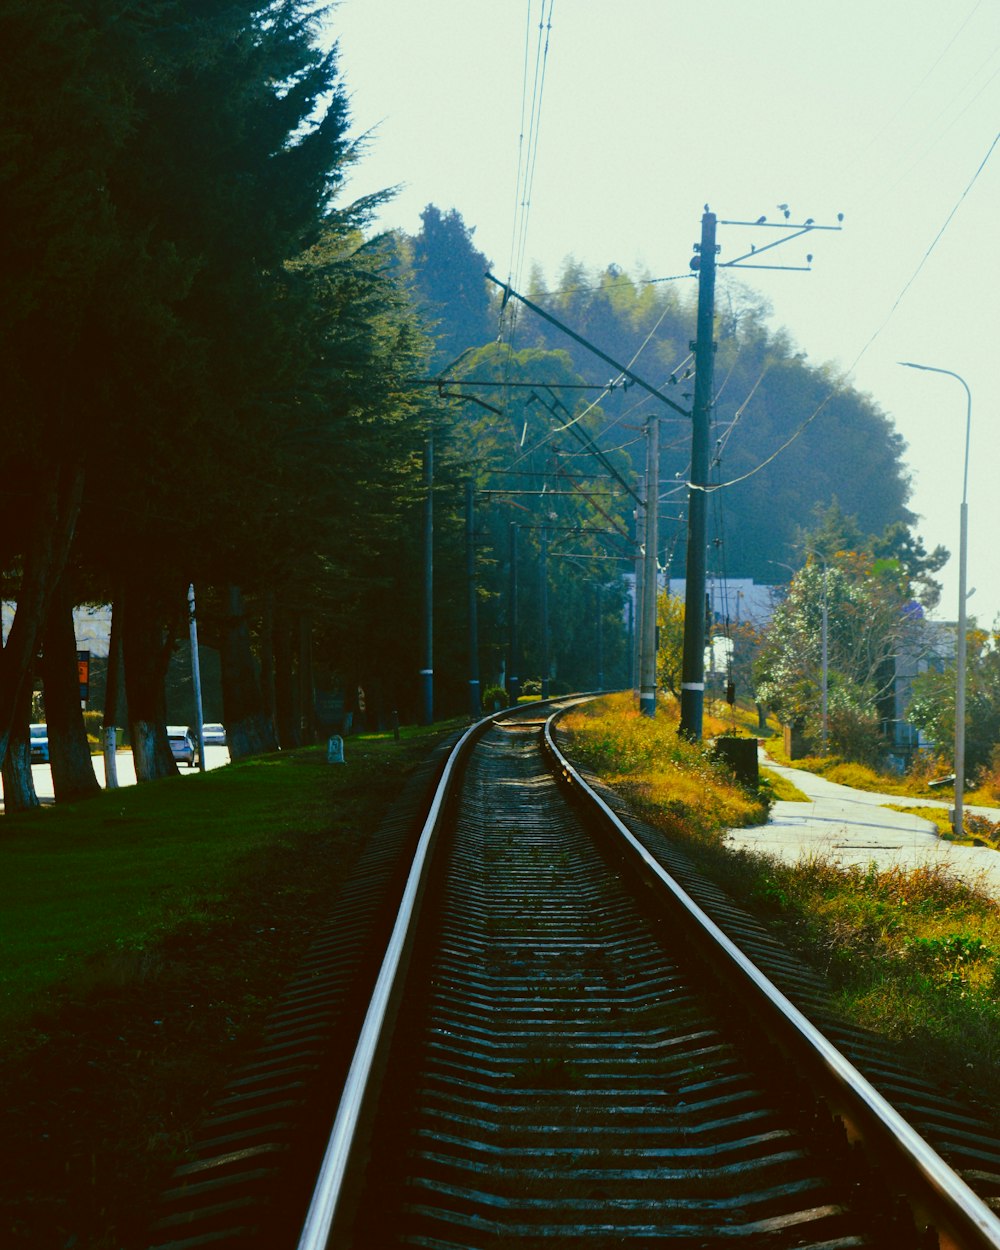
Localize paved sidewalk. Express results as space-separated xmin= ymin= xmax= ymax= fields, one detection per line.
xmin=3 ymin=744 xmax=231 ymax=810
xmin=725 ymin=754 xmax=1000 ymax=899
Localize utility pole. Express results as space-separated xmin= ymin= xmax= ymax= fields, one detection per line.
xmin=596 ymin=582 xmax=605 ymax=692
xmin=679 ymin=211 xmax=717 ymax=740
xmin=420 ymin=428 xmax=433 ymax=725
xmin=627 ymin=593 xmax=635 ymax=690
xmin=632 ymin=481 xmax=644 ymax=693
xmin=507 ymin=522 xmax=520 ymax=705
xmin=540 ymin=523 xmax=550 ymax=698
xmin=188 ymin=584 xmax=206 ymax=772
xmin=674 ymin=206 xmax=839 ymax=737
xmin=466 ymin=480 xmax=481 ymax=719
xmin=639 ymin=413 xmax=659 ymax=718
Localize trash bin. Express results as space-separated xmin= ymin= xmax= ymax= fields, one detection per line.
xmin=711 ymin=736 xmax=759 ymax=789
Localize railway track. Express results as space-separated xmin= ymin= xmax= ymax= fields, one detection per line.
xmin=150 ymin=699 xmax=1000 ymax=1250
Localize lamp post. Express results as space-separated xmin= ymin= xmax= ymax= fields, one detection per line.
xmin=899 ymin=361 xmax=971 ymax=836
xmin=820 ymin=565 xmax=828 ymax=755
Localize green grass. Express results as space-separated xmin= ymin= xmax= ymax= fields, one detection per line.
xmin=760 ymin=766 xmax=810 ymax=802
xmin=766 ymin=735 xmax=1000 ymax=808
xmin=0 ymin=726 xmax=454 ymax=1038
xmin=882 ymin=802 xmax=1000 ymax=849
xmin=0 ymin=723 xmax=457 ymax=1248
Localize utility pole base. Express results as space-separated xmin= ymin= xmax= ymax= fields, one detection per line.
xmin=679 ymin=687 xmax=703 ymax=740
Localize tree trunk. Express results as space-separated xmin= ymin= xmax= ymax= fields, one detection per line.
xmin=299 ymin=612 xmax=315 ymax=744
xmin=259 ymin=590 xmax=276 ymax=730
xmin=42 ymin=576 xmax=101 ymax=802
xmin=221 ymin=585 xmax=277 ymax=760
xmin=1 ymin=676 xmax=40 ymax=813
xmin=0 ymin=464 xmax=84 ymax=771
xmin=122 ymin=581 xmax=179 ymax=781
xmin=103 ymin=594 xmax=124 ymax=788
xmin=272 ymin=606 xmax=298 ymax=750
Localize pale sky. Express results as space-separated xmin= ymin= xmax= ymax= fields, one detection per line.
xmin=323 ymin=1 xmax=999 ymax=625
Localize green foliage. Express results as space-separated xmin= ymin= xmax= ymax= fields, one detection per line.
xmin=754 ymin=539 xmax=929 ymax=762
xmin=512 ymin=265 xmax=915 ymax=586
xmin=704 ymin=849 xmax=1000 ymax=1112
xmin=482 ymin=685 xmax=509 ymax=711
xmin=908 ymin=629 xmax=1000 ymax=779
xmin=409 ymin=205 xmax=494 ymax=369
xmin=656 ymin=591 xmax=685 ymax=697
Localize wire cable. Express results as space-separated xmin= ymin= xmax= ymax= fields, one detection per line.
xmin=693 ymin=129 xmax=999 ymax=494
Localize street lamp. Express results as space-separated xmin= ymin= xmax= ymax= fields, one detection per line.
xmin=899 ymin=361 xmax=972 ymax=836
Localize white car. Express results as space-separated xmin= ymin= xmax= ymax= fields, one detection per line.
xmin=202 ymin=723 xmax=227 ymax=746
xmin=167 ymin=726 xmax=198 ymax=768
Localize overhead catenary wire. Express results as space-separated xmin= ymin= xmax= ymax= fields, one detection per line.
xmin=834 ymin=0 xmax=986 ymax=184
xmin=508 ymin=0 xmax=555 ymax=297
xmin=693 ymin=129 xmax=999 ymax=495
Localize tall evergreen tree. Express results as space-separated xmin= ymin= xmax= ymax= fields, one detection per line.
xmin=409 ymin=205 xmax=494 ymax=369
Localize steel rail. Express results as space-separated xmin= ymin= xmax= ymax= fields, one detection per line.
xmin=543 ymin=709 xmax=1000 ymax=1250
xmin=293 ymin=717 xmax=480 ymax=1250
xmin=293 ymin=699 xmax=583 ymax=1250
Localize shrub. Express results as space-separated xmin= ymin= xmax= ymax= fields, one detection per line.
xmin=481 ymin=685 xmax=508 ymax=712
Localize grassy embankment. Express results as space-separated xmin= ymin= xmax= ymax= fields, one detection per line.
xmin=0 ymin=724 xmax=455 ymax=1250
xmin=560 ymin=692 xmax=1000 ymax=1119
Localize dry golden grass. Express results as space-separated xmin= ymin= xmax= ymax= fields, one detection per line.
xmin=560 ymin=692 xmax=769 ymax=839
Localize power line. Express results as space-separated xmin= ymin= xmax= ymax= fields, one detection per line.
xmin=695 ymin=131 xmax=999 ymax=495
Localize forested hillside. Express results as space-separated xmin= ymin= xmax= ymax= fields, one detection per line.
xmin=403 ymin=206 xmax=916 ymax=588
xmin=0 ymin=5 xmax=927 ymax=796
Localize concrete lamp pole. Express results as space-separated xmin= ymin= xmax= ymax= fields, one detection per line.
xmin=820 ymin=565 xmax=829 ymax=754
xmin=899 ymin=361 xmax=971 ymax=837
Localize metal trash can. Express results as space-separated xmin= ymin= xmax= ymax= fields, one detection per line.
xmin=711 ymin=735 xmax=759 ymax=789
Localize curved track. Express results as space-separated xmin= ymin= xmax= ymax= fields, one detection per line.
xmin=150 ymin=700 xmax=1000 ymax=1250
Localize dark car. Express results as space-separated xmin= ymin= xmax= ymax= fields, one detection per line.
xmin=29 ymin=723 xmax=49 ymax=763
xmin=167 ymin=726 xmax=198 ymax=768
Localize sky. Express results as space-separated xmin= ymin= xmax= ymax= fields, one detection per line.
xmin=321 ymin=1 xmax=999 ymax=625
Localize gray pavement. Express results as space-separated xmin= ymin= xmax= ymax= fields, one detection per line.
xmin=5 ymin=744 xmax=231 ymax=809
xmin=725 ymin=752 xmax=1000 ymax=899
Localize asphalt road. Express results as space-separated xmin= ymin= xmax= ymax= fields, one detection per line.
xmin=727 ymin=753 xmax=1000 ymax=899
xmin=14 ymin=744 xmax=231 ymax=806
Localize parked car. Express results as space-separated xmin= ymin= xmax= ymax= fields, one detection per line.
xmin=29 ymin=723 xmax=49 ymax=763
xmin=167 ymin=725 xmax=198 ymax=768
xmin=202 ymin=723 xmax=227 ymax=746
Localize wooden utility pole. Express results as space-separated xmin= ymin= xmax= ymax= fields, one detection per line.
xmin=420 ymin=429 xmax=433 ymax=725
xmin=465 ymin=480 xmax=481 ymax=719
xmin=540 ymin=523 xmax=550 ymax=698
xmin=680 ymin=211 xmax=718 ymax=740
xmin=507 ymin=522 xmax=520 ymax=705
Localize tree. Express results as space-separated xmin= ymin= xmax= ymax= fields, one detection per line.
xmin=0 ymin=2 xmax=135 ymax=773
xmin=907 ymin=628 xmax=1000 ymax=779
xmin=408 ymin=206 xmax=494 ymax=368
xmin=656 ymin=591 xmax=685 ymax=698
xmin=754 ymin=552 xmax=927 ymax=762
